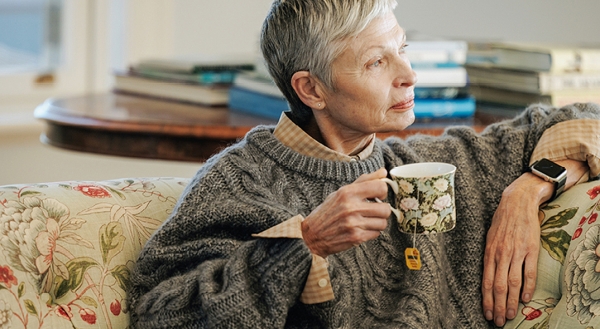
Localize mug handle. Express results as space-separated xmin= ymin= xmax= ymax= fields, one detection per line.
xmin=377 ymin=178 xmax=401 ymax=219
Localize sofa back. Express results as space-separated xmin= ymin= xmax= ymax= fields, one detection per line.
xmin=0 ymin=177 xmax=189 ymax=328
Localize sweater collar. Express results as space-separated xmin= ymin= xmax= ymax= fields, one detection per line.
xmin=246 ymin=125 xmax=387 ymax=183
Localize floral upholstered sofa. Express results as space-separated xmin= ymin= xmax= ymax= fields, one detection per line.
xmin=1 ymin=176 xmax=600 ymax=328
xmin=0 ymin=177 xmax=189 ymax=328
xmin=504 ymin=178 xmax=600 ymax=329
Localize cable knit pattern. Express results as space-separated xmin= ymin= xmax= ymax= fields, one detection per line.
xmin=128 ymin=103 xmax=600 ymax=329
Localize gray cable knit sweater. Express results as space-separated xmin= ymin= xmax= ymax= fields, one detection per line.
xmin=129 ymin=103 xmax=600 ymax=328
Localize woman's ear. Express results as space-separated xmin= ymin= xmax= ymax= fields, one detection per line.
xmin=291 ymin=71 xmax=325 ymax=110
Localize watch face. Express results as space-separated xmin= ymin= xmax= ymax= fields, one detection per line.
xmin=533 ymin=158 xmax=566 ymax=179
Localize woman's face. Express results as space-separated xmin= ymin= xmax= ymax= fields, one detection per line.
xmin=318 ymin=12 xmax=417 ymax=139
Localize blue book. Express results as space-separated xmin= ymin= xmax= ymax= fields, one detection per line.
xmin=413 ymin=96 xmax=475 ymax=118
xmin=410 ymin=62 xmax=463 ymax=69
xmin=229 ymin=86 xmax=289 ymax=119
xmin=130 ymin=67 xmax=237 ymax=85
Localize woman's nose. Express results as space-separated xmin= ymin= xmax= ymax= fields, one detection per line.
xmin=392 ymin=58 xmax=417 ymax=88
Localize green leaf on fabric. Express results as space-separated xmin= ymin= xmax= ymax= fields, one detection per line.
xmin=541 ymin=229 xmax=571 ymax=264
xmin=106 ymin=186 xmax=126 ymax=200
xmin=54 ymin=257 xmax=99 ymax=299
xmin=111 ymin=265 xmax=131 ymax=292
xmin=100 ymin=222 xmax=126 ymax=265
xmin=541 ymin=204 xmax=561 ymax=211
xmin=20 ymin=191 xmax=41 ymax=197
xmin=24 ymin=299 xmax=37 ymax=315
xmin=81 ymin=295 xmax=99 ymax=308
xmin=541 ymin=207 xmax=578 ymax=231
xmin=54 ymin=277 xmax=69 ymax=300
xmin=18 ymin=281 xmax=24 ymax=298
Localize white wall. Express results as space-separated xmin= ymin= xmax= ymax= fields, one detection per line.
xmin=158 ymin=0 xmax=600 ymax=60
xmin=395 ymin=0 xmax=600 ymax=45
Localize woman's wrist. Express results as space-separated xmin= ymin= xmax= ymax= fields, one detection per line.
xmin=506 ymin=173 xmax=555 ymax=206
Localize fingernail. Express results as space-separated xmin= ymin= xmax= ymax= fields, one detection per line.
xmin=523 ymin=293 xmax=531 ymax=302
xmin=496 ymin=316 xmax=505 ymax=326
xmin=485 ymin=310 xmax=493 ymax=320
xmin=507 ymin=309 xmax=515 ymax=319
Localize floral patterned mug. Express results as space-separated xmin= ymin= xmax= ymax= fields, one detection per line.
xmin=381 ymin=162 xmax=456 ymax=234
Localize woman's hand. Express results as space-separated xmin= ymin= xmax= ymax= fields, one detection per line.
xmin=301 ymin=168 xmax=391 ymax=258
xmin=482 ymin=159 xmax=589 ymax=327
xmin=482 ymin=175 xmax=545 ymax=327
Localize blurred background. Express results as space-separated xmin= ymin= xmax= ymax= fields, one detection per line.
xmin=1 ymin=0 xmax=599 ymax=184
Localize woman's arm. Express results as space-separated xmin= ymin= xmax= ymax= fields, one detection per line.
xmin=128 ymin=165 xmax=316 ymax=328
xmin=482 ymin=159 xmax=589 ymax=327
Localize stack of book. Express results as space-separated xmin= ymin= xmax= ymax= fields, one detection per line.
xmin=113 ymin=54 xmax=255 ymax=106
xmin=466 ymin=42 xmax=600 ymax=108
xmin=406 ymin=33 xmax=476 ymax=120
xmin=228 ymin=60 xmax=289 ymax=119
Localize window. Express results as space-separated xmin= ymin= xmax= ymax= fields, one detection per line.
xmin=0 ymin=0 xmax=61 ymax=74
xmin=0 ymin=0 xmax=93 ymax=108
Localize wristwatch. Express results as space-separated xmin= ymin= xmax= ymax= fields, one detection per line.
xmin=528 ymin=158 xmax=567 ymax=201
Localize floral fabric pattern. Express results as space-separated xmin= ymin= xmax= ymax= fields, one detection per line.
xmin=0 ymin=178 xmax=188 ymax=328
xmin=505 ymin=180 xmax=600 ymax=329
xmin=3 ymin=176 xmax=600 ymax=328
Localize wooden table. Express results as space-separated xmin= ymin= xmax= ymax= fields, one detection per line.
xmin=34 ymin=93 xmax=509 ymax=162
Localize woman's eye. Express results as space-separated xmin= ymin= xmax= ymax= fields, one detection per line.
xmin=399 ymin=44 xmax=409 ymax=54
xmin=370 ymin=59 xmax=382 ymax=68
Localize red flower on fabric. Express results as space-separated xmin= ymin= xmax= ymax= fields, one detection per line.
xmin=0 ymin=265 xmax=17 ymax=288
xmin=573 ymin=228 xmax=583 ymax=240
xmin=580 ymin=216 xmax=588 ymax=226
xmin=110 ymin=299 xmax=121 ymax=316
xmin=80 ymin=308 xmax=97 ymax=324
xmin=587 ymin=185 xmax=600 ymax=199
xmin=74 ymin=184 xmax=111 ymax=198
xmin=56 ymin=305 xmax=73 ymax=320
xmin=522 ymin=306 xmax=542 ymax=320
xmin=589 ymin=213 xmax=598 ymax=225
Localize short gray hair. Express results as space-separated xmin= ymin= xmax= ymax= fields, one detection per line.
xmin=260 ymin=0 xmax=398 ymax=124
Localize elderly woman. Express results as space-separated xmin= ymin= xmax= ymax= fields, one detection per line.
xmin=129 ymin=0 xmax=600 ymax=328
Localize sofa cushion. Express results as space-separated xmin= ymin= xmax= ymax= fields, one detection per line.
xmin=0 ymin=177 xmax=189 ymax=328
xmin=505 ymin=179 xmax=600 ymax=328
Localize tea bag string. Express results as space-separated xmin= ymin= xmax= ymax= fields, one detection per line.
xmin=413 ymin=189 xmax=418 ymax=247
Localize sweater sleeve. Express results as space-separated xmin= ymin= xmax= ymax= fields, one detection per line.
xmin=385 ymin=102 xmax=600 ymax=212
xmin=128 ymin=166 xmax=314 ymax=328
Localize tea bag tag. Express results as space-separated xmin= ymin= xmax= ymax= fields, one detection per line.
xmin=405 ymin=247 xmax=421 ymax=270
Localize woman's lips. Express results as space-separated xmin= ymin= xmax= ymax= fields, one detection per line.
xmin=391 ymin=98 xmax=415 ymax=110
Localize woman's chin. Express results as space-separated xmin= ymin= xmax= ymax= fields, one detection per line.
xmin=385 ymin=110 xmax=415 ymax=131
xmin=377 ymin=110 xmax=415 ymax=134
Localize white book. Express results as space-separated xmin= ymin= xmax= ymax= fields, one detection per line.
xmin=406 ymin=32 xmax=468 ymax=65
xmin=233 ymin=71 xmax=284 ymax=98
xmin=413 ymin=67 xmax=468 ymax=88
xmin=466 ymin=64 xmax=600 ymax=94
xmin=491 ymin=42 xmax=600 ymax=73
xmin=113 ymin=73 xmax=229 ymax=106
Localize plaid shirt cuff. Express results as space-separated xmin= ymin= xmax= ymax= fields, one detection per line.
xmin=252 ymin=214 xmax=335 ymax=304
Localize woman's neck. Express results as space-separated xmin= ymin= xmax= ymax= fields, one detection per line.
xmin=301 ymin=115 xmax=375 ymax=156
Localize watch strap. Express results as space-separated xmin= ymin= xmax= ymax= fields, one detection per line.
xmin=552 ymin=176 xmax=566 ymax=201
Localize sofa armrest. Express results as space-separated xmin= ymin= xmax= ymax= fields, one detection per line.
xmin=505 ymin=179 xmax=600 ymax=328
xmin=0 ymin=177 xmax=189 ymax=328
